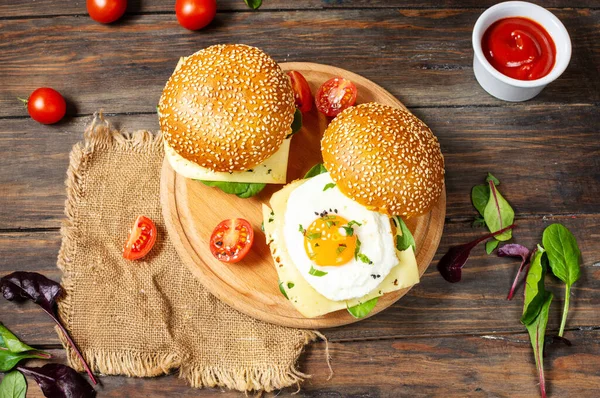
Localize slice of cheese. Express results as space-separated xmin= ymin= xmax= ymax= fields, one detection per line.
xmin=262 ymin=179 xmax=420 ymax=318
xmin=164 ymin=139 xmax=291 ymax=184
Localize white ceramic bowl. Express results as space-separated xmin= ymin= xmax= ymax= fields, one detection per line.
xmin=472 ymin=1 xmax=572 ymax=102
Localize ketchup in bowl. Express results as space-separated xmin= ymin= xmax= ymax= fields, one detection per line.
xmin=482 ymin=17 xmax=556 ymax=81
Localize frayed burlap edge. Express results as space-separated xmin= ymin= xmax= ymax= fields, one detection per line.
xmin=55 ymin=112 xmax=329 ymax=392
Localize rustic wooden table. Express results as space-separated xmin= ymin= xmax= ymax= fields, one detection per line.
xmin=1 ymin=1 xmax=599 ymax=396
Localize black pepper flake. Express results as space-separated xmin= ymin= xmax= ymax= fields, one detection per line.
xmin=393 ymin=279 xmax=398 ymax=286
xmin=334 ymin=209 xmax=338 ymax=213
xmin=314 ymin=212 xmax=319 ymax=216
xmin=315 ymin=243 xmax=320 ymax=247
xmin=370 ymin=274 xmax=381 ymax=279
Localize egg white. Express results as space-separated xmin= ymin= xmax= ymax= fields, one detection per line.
xmin=283 ymin=172 xmax=399 ymax=301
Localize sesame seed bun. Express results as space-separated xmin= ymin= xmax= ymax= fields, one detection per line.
xmin=158 ymin=44 xmax=295 ymax=172
xmin=321 ymin=103 xmax=445 ymax=218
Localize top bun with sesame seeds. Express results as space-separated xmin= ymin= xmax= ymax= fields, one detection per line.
xmin=158 ymin=44 xmax=295 ymax=173
xmin=321 ymin=102 xmax=445 ymax=218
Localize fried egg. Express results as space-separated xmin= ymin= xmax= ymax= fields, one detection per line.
xmin=283 ymin=172 xmax=399 ymax=301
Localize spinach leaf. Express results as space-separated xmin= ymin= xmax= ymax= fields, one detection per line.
xmin=304 ymin=163 xmax=327 ymax=179
xmin=521 ymin=246 xmax=548 ymax=325
xmin=471 ymin=184 xmax=489 ymax=218
xmin=0 ymin=323 xmax=47 ymax=355
xmin=244 ymin=0 xmax=262 ymax=10
xmin=542 ymin=223 xmax=581 ymax=337
xmin=0 ymin=272 xmax=96 ymax=385
xmin=0 ymin=323 xmax=51 ymax=372
xmin=485 ymin=240 xmax=499 ymax=254
xmin=199 ymin=181 xmax=266 ymax=198
xmin=323 ymin=183 xmax=336 ymax=191
xmin=0 ymin=371 xmax=27 ymax=398
xmin=19 ymin=364 xmax=96 ymax=398
xmin=0 ymin=350 xmax=50 ymax=373
xmin=347 ymin=297 xmax=379 ymax=319
xmin=308 ymin=266 xmax=327 ymax=277
xmin=392 ymin=216 xmax=415 ymax=253
xmin=525 ymin=292 xmax=553 ymax=398
xmin=278 ymin=281 xmax=289 ymax=300
xmin=483 ymin=180 xmax=514 ymax=241
xmin=286 ymin=109 xmax=302 ymax=139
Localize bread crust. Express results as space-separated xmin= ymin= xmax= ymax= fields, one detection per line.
xmin=321 ymin=103 xmax=445 ymax=218
xmin=159 ymin=44 xmax=295 ymax=172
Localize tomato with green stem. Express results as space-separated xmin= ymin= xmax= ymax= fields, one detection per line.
xmin=22 ymin=88 xmax=66 ymax=125
xmin=210 ymin=218 xmax=254 ymax=263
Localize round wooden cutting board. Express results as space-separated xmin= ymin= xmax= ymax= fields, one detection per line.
xmin=160 ymin=62 xmax=446 ymax=329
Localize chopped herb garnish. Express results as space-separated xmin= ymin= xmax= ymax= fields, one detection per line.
xmin=354 ymin=237 xmax=362 ymax=259
xmin=278 ymin=281 xmax=289 ymax=299
xmin=246 ymin=169 xmax=254 ymax=173
xmin=357 ymin=253 xmax=373 ymax=265
xmin=309 ymin=266 xmax=327 ymax=277
xmin=342 ymin=220 xmax=362 ymax=237
xmin=260 ymin=222 xmax=264 ymax=232
xmin=325 ymin=220 xmax=338 ymax=228
xmin=336 ymin=244 xmax=347 ymax=254
xmin=298 ymin=224 xmax=305 ymax=234
xmin=323 ymin=183 xmax=336 ymax=191
xmin=314 ymin=243 xmax=320 ymax=247
xmin=287 ymin=282 xmax=295 ymax=289
xmin=307 ymin=232 xmax=321 ymax=240
xmin=268 ymin=218 xmax=274 ymax=223
xmin=267 ymin=169 xmax=272 ymax=174
xmin=347 ymin=220 xmax=362 ymax=228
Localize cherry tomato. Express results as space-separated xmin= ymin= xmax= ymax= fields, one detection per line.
xmin=210 ymin=218 xmax=254 ymax=263
xmin=26 ymin=88 xmax=67 ymax=125
xmin=315 ymin=77 xmax=358 ymax=117
xmin=87 ymin=0 xmax=127 ymax=24
xmin=287 ymin=71 xmax=312 ymax=113
xmin=176 ymin=0 xmax=217 ymax=31
xmin=123 ymin=215 xmax=157 ymax=260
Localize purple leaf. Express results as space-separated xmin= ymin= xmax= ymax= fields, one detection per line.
xmin=1 ymin=272 xmax=97 ymax=385
xmin=18 ymin=364 xmax=96 ymax=398
xmin=437 ymin=224 xmax=516 ymax=283
xmin=497 ymin=244 xmax=531 ymax=300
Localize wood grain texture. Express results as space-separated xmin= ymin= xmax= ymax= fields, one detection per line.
xmin=0 ymin=0 xmax=597 ymax=18
xmin=10 ymin=329 xmax=600 ymax=397
xmin=0 ymin=9 xmax=598 ymax=117
xmin=2 ymin=104 xmax=599 ymax=229
xmin=161 ymin=62 xmax=445 ymax=328
xmin=2 ymin=215 xmax=597 ymax=346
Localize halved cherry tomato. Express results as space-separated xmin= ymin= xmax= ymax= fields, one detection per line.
xmin=210 ymin=218 xmax=254 ymax=263
xmin=315 ymin=77 xmax=357 ymax=117
xmin=287 ymin=71 xmax=312 ymax=113
xmin=123 ymin=215 xmax=157 ymax=260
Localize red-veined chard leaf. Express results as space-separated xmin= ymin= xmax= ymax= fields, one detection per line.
xmin=525 ymin=292 xmax=553 ymax=398
xmin=485 ymin=240 xmax=499 ymax=254
xmin=0 ymin=272 xmax=96 ymax=384
xmin=437 ymin=224 xmax=516 ymax=283
xmin=471 ymin=184 xmax=490 ymax=217
xmin=18 ymin=364 xmax=96 ymax=398
xmin=542 ymin=223 xmax=581 ymax=337
xmin=497 ymin=244 xmax=531 ymax=300
xmin=483 ymin=180 xmax=515 ymax=241
xmin=0 ymin=323 xmax=51 ymax=372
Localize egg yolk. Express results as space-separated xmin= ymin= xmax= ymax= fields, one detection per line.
xmin=303 ymin=215 xmax=357 ymax=266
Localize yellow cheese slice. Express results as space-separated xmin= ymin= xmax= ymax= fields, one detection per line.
xmin=164 ymin=139 xmax=291 ymax=184
xmin=262 ymin=179 xmax=420 ymax=318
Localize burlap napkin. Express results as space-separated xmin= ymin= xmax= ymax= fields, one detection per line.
xmin=56 ymin=114 xmax=322 ymax=392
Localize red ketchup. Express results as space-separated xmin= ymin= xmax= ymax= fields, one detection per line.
xmin=482 ymin=17 xmax=556 ymax=81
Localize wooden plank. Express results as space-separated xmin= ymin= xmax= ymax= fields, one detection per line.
xmin=1 ymin=215 xmax=598 ymax=345
xmin=1 ymin=104 xmax=599 ymax=229
xmin=11 ymin=329 xmax=600 ymax=397
xmin=0 ymin=0 xmax=597 ymax=18
xmin=0 ymin=9 xmax=598 ymax=117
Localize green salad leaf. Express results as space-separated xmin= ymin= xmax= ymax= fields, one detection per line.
xmin=304 ymin=163 xmax=327 ymax=179
xmin=485 ymin=240 xmax=499 ymax=254
xmin=198 ymin=180 xmax=266 ymax=198
xmin=471 ymin=184 xmax=490 ymax=218
xmin=485 ymin=172 xmax=500 ymax=186
xmin=0 ymin=371 xmax=27 ymax=398
xmin=525 ymin=292 xmax=553 ymax=398
xmin=521 ymin=246 xmax=548 ymax=326
xmin=347 ymin=297 xmax=379 ymax=319
xmin=392 ymin=216 xmax=415 ymax=252
xmin=542 ymin=223 xmax=581 ymax=337
xmin=0 ymin=323 xmax=40 ymax=354
xmin=286 ymin=109 xmax=302 ymax=139
xmin=244 ymin=0 xmax=262 ymax=10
